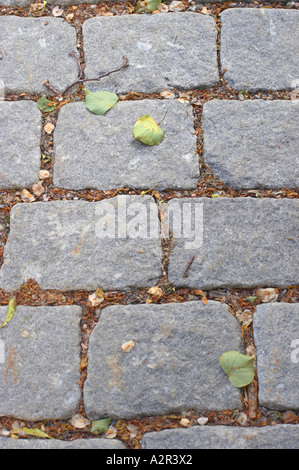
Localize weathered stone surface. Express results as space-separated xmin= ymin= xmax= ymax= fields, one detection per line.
xmin=83 ymin=13 xmax=219 ymax=94
xmin=84 ymin=301 xmax=243 ymax=419
xmin=53 ymin=100 xmax=198 ymax=191
xmin=167 ymin=198 xmax=299 ymax=289
xmin=0 ymin=102 xmax=41 ymax=190
xmin=253 ymin=303 xmax=299 ymax=410
xmin=0 ymin=17 xmax=78 ymax=94
xmin=141 ymin=425 xmax=299 ymax=449
xmin=0 ymin=196 xmax=162 ymax=292
xmin=0 ymin=306 xmax=81 ymax=420
xmin=0 ymin=437 xmax=126 ymax=449
xmin=202 ymin=100 xmax=299 ymax=189
xmin=221 ymin=9 xmax=299 ymax=91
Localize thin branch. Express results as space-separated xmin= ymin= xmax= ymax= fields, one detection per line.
xmin=61 ymin=55 xmax=129 ymax=96
xmin=68 ymin=51 xmax=84 ymax=79
xmin=42 ymin=80 xmax=61 ymax=97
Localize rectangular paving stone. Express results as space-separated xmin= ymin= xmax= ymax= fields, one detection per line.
xmin=0 ymin=437 xmax=126 ymax=449
xmin=0 ymin=17 xmax=78 ymax=94
xmin=84 ymin=301 xmax=244 ymax=419
xmin=83 ymin=13 xmax=219 ymax=94
xmin=141 ymin=425 xmax=299 ymax=449
xmin=0 ymin=305 xmax=81 ymax=421
xmin=53 ymin=100 xmax=198 ymax=191
xmin=0 ymin=196 xmax=162 ymax=292
xmin=202 ymin=100 xmax=299 ymax=189
xmin=167 ymin=198 xmax=299 ymax=289
xmin=0 ymin=101 xmax=41 ymax=190
xmin=220 ymin=9 xmax=299 ymax=91
xmin=253 ymin=303 xmax=299 ymax=410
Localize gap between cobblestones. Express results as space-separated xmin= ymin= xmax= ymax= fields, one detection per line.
xmin=0 ymin=0 xmax=298 ymax=447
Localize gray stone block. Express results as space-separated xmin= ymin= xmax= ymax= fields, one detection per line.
xmin=0 ymin=437 xmax=126 ymax=449
xmin=0 ymin=101 xmax=41 ymax=190
xmin=83 ymin=13 xmax=219 ymax=94
xmin=167 ymin=198 xmax=299 ymax=289
xmin=84 ymin=301 xmax=244 ymax=419
xmin=0 ymin=305 xmax=81 ymax=421
xmin=0 ymin=196 xmax=162 ymax=292
xmin=53 ymin=100 xmax=198 ymax=191
xmin=220 ymin=9 xmax=299 ymax=91
xmin=202 ymin=100 xmax=299 ymax=189
xmin=0 ymin=17 xmax=78 ymax=94
xmin=141 ymin=425 xmax=299 ymax=449
xmin=254 ymin=303 xmax=299 ymax=410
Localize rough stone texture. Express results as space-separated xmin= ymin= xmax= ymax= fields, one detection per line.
xmin=202 ymin=100 xmax=299 ymax=189
xmin=84 ymin=301 xmax=244 ymax=419
xmin=141 ymin=425 xmax=299 ymax=449
xmin=0 ymin=306 xmax=81 ymax=421
xmin=53 ymin=100 xmax=198 ymax=191
xmin=220 ymin=9 xmax=299 ymax=91
xmin=253 ymin=303 xmax=299 ymax=410
xmin=167 ymin=198 xmax=299 ymax=289
xmin=0 ymin=437 xmax=126 ymax=449
xmin=0 ymin=196 xmax=161 ymax=292
xmin=0 ymin=102 xmax=41 ymax=190
xmin=83 ymin=13 xmax=219 ymax=94
xmin=0 ymin=17 xmax=78 ymax=94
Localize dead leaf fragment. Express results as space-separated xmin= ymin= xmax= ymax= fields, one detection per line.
xmin=38 ymin=169 xmax=50 ymax=180
xmin=158 ymin=3 xmax=169 ymax=12
xmin=105 ymin=426 xmax=117 ymax=439
xmin=121 ymin=339 xmax=135 ymax=353
xmin=21 ymin=189 xmax=35 ymax=203
xmin=148 ymin=286 xmax=163 ymax=299
xmin=66 ymin=13 xmax=74 ymax=22
xmin=52 ymin=5 xmax=64 ymax=16
xmin=256 ymin=287 xmax=278 ymax=303
xmin=169 ymin=1 xmax=185 ymax=11
xmin=32 ymin=181 xmax=45 ymax=197
xmin=180 ymin=418 xmax=192 ymax=427
xmin=88 ymin=291 xmax=104 ymax=307
xmin=70 ymin=414 xmax=90 ymax=429
xmin=44 ymin=122 xmax=54 ymax=134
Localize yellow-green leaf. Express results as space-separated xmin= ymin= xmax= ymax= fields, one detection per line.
xmin=219 ymin=351 xmax=255 ymax=388
xmin=133 ymin=115 xmax=164 ymax=146
xmin=0 ymin=298 xmax=16 ymax=329
xmin=91 ymin=418 xmax=112 ymax=435
xmin=85 ymin=89 xmax=119 ymax=115
xmin=23 ymin=427 xmax=53 ymax=439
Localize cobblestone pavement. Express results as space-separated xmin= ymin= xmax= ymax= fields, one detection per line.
xmin=0 ymin=0 xmax=298 ymax=449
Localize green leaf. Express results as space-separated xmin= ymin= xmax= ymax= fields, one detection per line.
xmin=133 ymin=115 xmax=164 ymax=146
xmin=0 ymin=298 xmax=16 ymax=329
xmin=37 ymin=96 xmax=57 ymax=113
xmin=91 ymin=418 xmax=112 ymax=435
xmin=23 ymin=427 xmax=53 ymax=439
xmin=246 ymin=296 xmax=257 ymax=303
xmin=85 ymin=89 xmax=119 ymax=115
xmin=219 ymin=351 xmax=255 ymax=388
xmin=145 ymin=0 xmax=162 ymax=11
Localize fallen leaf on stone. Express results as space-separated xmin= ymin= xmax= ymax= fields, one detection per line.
xmin=133 ymin=115 xmax=164 ymax=146
xmin=193 ymin=290 xmax=208 ymax=305
xmin=127 ymin=423 xmax=138 ymax=438
xmin=37 ymin=96 xmax=57 ymax=113
xmin=0 ymin=297 xmax=16 ymax=329
xmin=121 ymin=339 xmax=135 ymax=353
xmin=91 ymin=418 xmax=111 ymax=435
xmin=85 ymin=89 xmax=119 ymax=115
xmin=246 ymin=296 xmax=257 ymax=303
xmin=70 ymin=414 xmax=90 ymax=429
xmin=52 ymin=5 xmax=64 ymax=16
xmin=219 ymin=351 xmax=255 ymax=388
xmin=23 ymin=427 xmax=53 ymax=439
xmin=256 ymin=287 xmax=278 ymax=303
